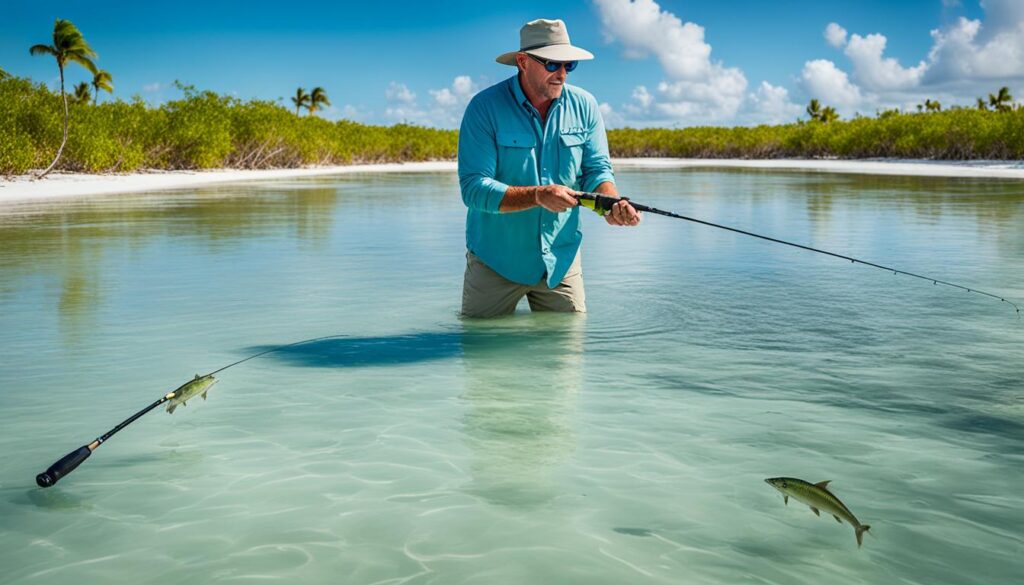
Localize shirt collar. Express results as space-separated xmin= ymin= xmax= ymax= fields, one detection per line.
xmin=509 ymin=74 xmax=563 ymax=115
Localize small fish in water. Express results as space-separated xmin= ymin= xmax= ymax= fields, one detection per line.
xmin=165 ymin=374 xmax=217 ymax=414
xmin=613 ymin=527 xmax=654 ymax=537
xmin=765 ymin=477 xmax=871 ymax=548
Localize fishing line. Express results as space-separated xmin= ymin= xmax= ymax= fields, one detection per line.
xmin=207 ymin=333 xmax=351 ymax=376
xmin=35 ymin=333 xmax=352 ymax=487
xmin=576 ymin=191 xmax=1020 ymax=318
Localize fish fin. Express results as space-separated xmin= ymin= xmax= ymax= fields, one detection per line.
xmin=810 ymin=506 xmax=820 ymax=517
xmin=168 ymin=404 xmax=176 ymax=414
xmin=856 ymin=525 xmax=871 ymax=548
xmin=202 ymin=391 xmax=207 ymax=400
xmin=783 ymin=495 xmax=788 ymax=506
xmin=833 ymin=515 xmax=843 ymax=524
xmin=815 ymin=480 xmax=832 ymax=489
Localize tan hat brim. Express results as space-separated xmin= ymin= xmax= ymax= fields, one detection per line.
xmin=496 ymin=45 xmax=595 ymax=66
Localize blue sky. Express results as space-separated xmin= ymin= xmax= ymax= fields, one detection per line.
xmin=2 ymin=0 xmax=1018 ymax=127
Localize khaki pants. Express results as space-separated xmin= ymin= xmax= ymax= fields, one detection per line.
xmin=461 ymin=251 xmax=586 ymax=318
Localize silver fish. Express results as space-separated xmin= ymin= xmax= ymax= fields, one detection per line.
xmin=765 ymin=477 xmax=871 ymax=547
xmin=165 ymin=374 xmax=217 ymax=414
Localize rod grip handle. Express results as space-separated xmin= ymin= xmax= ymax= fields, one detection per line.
xmin=36 ymin=445 xmax=92 ymax=488
xmin=577 ymin=193 xmax=632 ymax=215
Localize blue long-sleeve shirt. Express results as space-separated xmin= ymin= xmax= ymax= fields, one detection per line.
xmin=458 ymin=75 xmax=615 ymax=288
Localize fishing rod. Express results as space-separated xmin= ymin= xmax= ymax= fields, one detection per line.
xmin=35 ymin=333 xmax=350 ymax=488
xmin=576 ymin=192 xmax=1019 ymax=317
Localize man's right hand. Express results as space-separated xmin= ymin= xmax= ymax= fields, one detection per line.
xmin=534 ymin=185 xmax=579 ymax=213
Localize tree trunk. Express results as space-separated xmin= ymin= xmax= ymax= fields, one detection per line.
xmin=38 ymin=64 xmax=69 ymax=179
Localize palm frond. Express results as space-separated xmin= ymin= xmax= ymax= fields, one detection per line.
xmin=29 ymin=44 xmax=56 ymax=57
xmin=92 ymin=69 xmax=113 ymax=93
xmin=71 ymin=81 xmax=91 ymax=104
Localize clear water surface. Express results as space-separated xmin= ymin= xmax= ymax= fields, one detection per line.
xmin=0 ymin=168 xmax=1021 ymax=584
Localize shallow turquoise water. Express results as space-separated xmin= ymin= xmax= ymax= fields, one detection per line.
xmin=1 ymin=169 xmax=1021 ymax=584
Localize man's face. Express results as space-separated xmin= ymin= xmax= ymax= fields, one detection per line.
xmin=516 ymin=52 xmax=568 ymax=102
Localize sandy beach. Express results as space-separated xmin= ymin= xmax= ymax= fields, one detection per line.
xmin=2 ymin=158 xmax=1023 ymax=204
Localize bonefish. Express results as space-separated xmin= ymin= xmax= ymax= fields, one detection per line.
xmin=166 ymin=374 xmax=217 ymax=414
xmin=765 ymin=477 xmax=871 ymax=547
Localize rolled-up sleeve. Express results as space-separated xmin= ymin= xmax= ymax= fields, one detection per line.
xmin=580 ymin=97 xmax=615 ymax=193
xmin=458 ymin=98 xmax=508 ymax=214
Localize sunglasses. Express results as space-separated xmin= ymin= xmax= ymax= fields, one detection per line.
xmin=526 ymin=53 xmax=578 ymax=73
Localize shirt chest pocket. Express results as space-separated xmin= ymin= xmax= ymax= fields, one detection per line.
xmin=558 ymin=131 xmax=586 ymax=186
xmin=496 ymin=131 xmax=537 ymax=177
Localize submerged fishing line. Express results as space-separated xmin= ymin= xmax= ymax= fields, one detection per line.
xmin=35 ymin=333 xmax=353 ymax=487
xmin=207 ymin=333 xmax=351 ymax=376
xmin=577 ymin=192 xmax=1020 ymax=318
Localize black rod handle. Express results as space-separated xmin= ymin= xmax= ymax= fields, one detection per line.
xmin=36 ymin=445 xmax=93 ymax=488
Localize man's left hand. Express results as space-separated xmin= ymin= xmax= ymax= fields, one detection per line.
xmin=605 ymin=199 xmax=641 ymax=227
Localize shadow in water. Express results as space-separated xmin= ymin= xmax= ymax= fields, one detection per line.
xmin=613 ymin=527 xmax=655 ymax=537
xmin=247 ymin=321 xmax=570 ymax=369
xmin=246 ymin=332 xmax=463 ymax=368
xmin=15 ymin=488 xmax=94 ymax=512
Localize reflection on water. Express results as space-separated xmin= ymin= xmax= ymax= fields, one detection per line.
xmin=0 ymin=183 xmax=341 ymax=342
xmin=460 ymin=316 xmax=583 ymax=508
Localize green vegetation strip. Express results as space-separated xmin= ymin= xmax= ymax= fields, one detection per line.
xmin=4 ymin=74 xmax=1024 ymax=176
xmin=0 ymin=76 xmax=459 ymax=175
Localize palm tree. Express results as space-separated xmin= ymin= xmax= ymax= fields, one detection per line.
xmin=291 ymin=87 xmax=310 ymax=116
xmin=820 ymin=106 xmax=839 ymax=123
xmin=989 ymin=86 xmax=1013 ymax=112
xmin=976 ymin=97 xmax=989 ymax=111
xmin=307 ymin=86 xmax=331 ymax=116
xmin=806 ymin=99 xmax=822 ymax=121
xmin=91 ymin=69 xmax=113 ymax=104
xmin=924 ymin=99 xmax=941 ymax=112
xmin=29 ymin=19 xmax=98 ymax=178
xmin=70 ymin=81 xmax=91 ymax=105
xmin=308 ymin=86 xmax=331 ymax=116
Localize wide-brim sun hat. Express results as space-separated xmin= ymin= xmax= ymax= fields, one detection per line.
xmin=496 ymin=18 xmax=594 ymax=65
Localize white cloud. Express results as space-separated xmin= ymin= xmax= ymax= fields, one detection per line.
xmin=599 ymin=102 xmax=626 ymax=128
xmin=925 ymin=6 xmax=1024 ymax=84
xmin=632 ymin=85 xmax=653 ymax=109
xmin=429 ymin=75 xmax=476 ymax=108
xmin=384 ymin=76 xmax=479 ymax=127
xmin=594 ymin=0 xmax=748 ymax=124
xmin=817 ymin=1 xmax=1024 ymax=107
xmin=844 ymin=32 xmax=927 ymax=90
xmin=748 ymin=82 xmax=803 ymax=124
xmin=800 ymin=59 xmax=864 ymax=110
xmin=592 ymin=0 xmax=1023 ymax=126
xmin=595 ymin=0 xmax=712 ymax=80
xmin=385 ymin=82 xmax=416 ymax=105
xmin=142 ymin=82 xmax=162 ymax=93
xmin=427 ymin=75 xmax=479 ymax=127
xmin=825 ymin=23 xmax=848 ymax=48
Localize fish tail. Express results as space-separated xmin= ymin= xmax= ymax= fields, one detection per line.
xmin=856 ymin=524 xmax=871 ymax=548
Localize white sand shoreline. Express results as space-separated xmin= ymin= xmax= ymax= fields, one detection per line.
xmin=2 ymin=158 xmax=1023 ymax=204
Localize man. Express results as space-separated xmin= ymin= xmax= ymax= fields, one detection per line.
xmin=458 ymin=18 xmax=640 ymax=319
